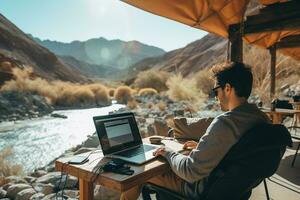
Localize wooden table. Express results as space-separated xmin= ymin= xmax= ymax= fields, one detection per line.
xmin=261 ymin=108 xmax=300 ymax=124
xmin=55 ymin=138 xmax=184 ymax=200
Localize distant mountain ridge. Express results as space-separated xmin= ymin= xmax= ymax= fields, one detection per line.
xmin=0 ymin=14 xmax=88 ymax=82
xmin=31 ymin=35 xmax=166 ymax=69
xmin=129 ymin=34 xmax=228 ymax=77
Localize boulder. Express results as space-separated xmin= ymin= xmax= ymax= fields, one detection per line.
xmin=154 ymin=119 xmax=168 ymax=136
xmin=0 ymin=188 xmax=7 ymax=198
xmin=6 ymin=183 xmax=32 ymax=199
xmin=2 ymin=182 xmax=13 ymax=191
xmin=29 ymin=192 xmax=45 ymax=200
xmin=30 ymin=170 xmax=47 ymax=178
xmin=33 ymin=183 xmax=54 ymax=195
xmin=24 ymin=176 xmax=36 ymax=183
xmin=81 ymin=135 xmax=99 ymax=148
xmin=15 ymin=188 xmax=36 ymax=200
xmin=35 ymin=172 xmax=78 ymax=189
xmin=5 ymin=176 xmax=27 ymax=184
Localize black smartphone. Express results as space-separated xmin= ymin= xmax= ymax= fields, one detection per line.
xmin=68 ymin=156 xmax=89 ymax=165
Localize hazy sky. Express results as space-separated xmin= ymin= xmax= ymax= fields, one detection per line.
xmin=0 ymin=0 xmax=207 ymax=51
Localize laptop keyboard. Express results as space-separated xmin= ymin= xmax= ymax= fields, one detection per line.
xmin=116 ymin=145 xmax=156 ymax=158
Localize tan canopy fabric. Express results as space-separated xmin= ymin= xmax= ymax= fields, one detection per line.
xmin=122 ymin=0 xmax=300 ymax=60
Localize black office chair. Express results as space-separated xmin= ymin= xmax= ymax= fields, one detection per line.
xmin=142 ymin=123 xmax=292 ymax=200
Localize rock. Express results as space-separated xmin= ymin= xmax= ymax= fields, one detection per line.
xmin=5 ymin=176 xmax=27 ymax=184
xmin=35 ymin=172 xmax=78 ymax=189
xmin=6 ymin=183 xmax=32 ymax=199
xmin=50 ymin=113 xmax=67 ymax=119
xmin=74 ymin=147 xmax=95 ymax=155
xmin=2 ymin=182 xmax=13 ymax=191
xmin=30 ymin=170 xmax=47 ymax=178
xmin=33 ymin=183 xmax=54 ymax=195
xmin=24 ymin=176 xmax=36 ymax=183
xmin=30 ymin=192 xmax=45 ymax=200
xmin=15 ymin=188 xmax=36 ymax=200
xmin=147 ymin=124 xmax=155 ymax=136
xmin=42 ymin=192 xmax=77 ymax=200
xmin=45 ymin=165 xmax=55 ymax=173
xmin=82 ymin=135 xmax=99 ymax=148
xmin=154 ymin=119 xmax=169 ymax=136
xmin=0 ymin=188 xmax=7 ymax=198
xmin=94 ymin=185 xmax=119 ymax=200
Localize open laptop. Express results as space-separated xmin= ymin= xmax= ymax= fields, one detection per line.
xmin=93 ymin=112 xmax=160 ymax=165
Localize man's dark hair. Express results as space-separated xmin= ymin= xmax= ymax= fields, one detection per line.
xmin=211 ymin=62 xmax=253 ymax=99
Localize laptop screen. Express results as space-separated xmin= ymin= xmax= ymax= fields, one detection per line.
xmin=104 ymin=118 xmax=134 ymax=147
xmin=93 ymin=113 xmax=142 ymax=155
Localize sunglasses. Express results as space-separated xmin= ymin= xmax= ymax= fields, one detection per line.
xmin=211 ymin=85 xmax=222 ymax=97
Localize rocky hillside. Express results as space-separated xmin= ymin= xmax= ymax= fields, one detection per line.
xmin=0 ymin=14 xmax=87 ymax=82
xmin=128 ymin=34 xmax=228 ymax=77
xmin=32 ymin=36 xmax=166 ymax=69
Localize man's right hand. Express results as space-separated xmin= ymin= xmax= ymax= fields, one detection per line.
xmin=183 ymin=140 xmax=198 ymax=150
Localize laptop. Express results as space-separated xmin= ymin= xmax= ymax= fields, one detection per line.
xmin=93 ymin=112 xmax=160 ymax=165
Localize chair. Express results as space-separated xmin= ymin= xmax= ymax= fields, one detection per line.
xmin=287 ymin=126 xmax=300 ymax=167
xmin=142 ymin=123 xmax=292 ymax=200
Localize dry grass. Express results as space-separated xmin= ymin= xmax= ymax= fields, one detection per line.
xmin=114 ymin=86 xmax=133 ymax=104
xmin=127 ymin=99 xmax=138 ymax=110
xmin=156 ymin=101 xmax=167 ymax=111
xmin=166 ymin=74 xmax=205 ymax=103
xmin=194 ymin=68 xmax=214 ymax=96
xmin=0 ymin=148 xmax=23 ymax=178
xmin=108 ymin=88 xmax=115 ymax=97
xmin=0 ymin=67 xmax=111 ymax=107
xmin=134 ymin=69 xmax=170 ymax=92
xmin=244 ymin=44 xmax=300 ymax=103
xmin=138 ymin=88 xmax=158 ymax=96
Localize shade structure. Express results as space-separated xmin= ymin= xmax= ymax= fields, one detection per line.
xmin=122 ymin=0 xmax=300 ymax=61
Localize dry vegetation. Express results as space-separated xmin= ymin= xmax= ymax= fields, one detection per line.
xmin=0 ymin=148 xmax=23 ymax=178
xmin=138 ymin=88 xmax=158 ymax=96
xmin=127 ymin=99 xmax=138 ymax=109
xmin=134 ymin=69 xmax=170 ymax=92
xmin=108 ymin=88 xmax=115 ymax=97
xmin=244 ymin=45 xmax=300 ymax=103
xmin=114 ymin=86 xmax=133 ymax=104
xmin=156 ymin=101 xmax=167 ymax=111
xmin=0 ymin=67 xmax=111 ymax=107
xmin=166 ymin=74 xmax=205 ymax=103
xmin=194 ymin=68 xmax=214 ymax=96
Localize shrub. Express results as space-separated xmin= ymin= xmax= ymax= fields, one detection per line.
xmin=1 ymin=67 xmax=111 ymax=107
xmin=134 ymin=69 xmax=169 ymax=92
xmin=147 ymin=102 xmax=154 ymax=109
xmin=108 ymin=88 xmax=115 ymax=97
xmin=138 ymin=88 xmax=158 ymax=96
xmin=0 ymin=148 xmax=23 ymax=178
xmin=166 ymin=74 xmax=204 ymax=103
xmin=114 ymin=86 xmax=133 ymax=104
xmin=156 ymin=101 xmax=166 ymax=111
xmin=194 ymin=68 xmax=214 ymax=96
xmin=127 ymin=99 xmax=138 ymax=109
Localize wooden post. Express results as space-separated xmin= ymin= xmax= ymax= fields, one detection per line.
xmin=229 ymin=24 xmax=243 ymax=62
xmin=269 ymin=45 xmax=276 ymax=99
xmin=79 ymin=179 xmax=94 ymax=200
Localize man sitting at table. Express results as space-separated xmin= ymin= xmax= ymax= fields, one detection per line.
xmin=120 ymin=62 xmax=270 ymax=200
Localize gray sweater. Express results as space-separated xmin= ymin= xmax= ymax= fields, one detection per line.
xmin=163 ymin=103 xmax=270 ymax=198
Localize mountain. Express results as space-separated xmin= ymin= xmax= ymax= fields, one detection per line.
xmin=0 ymin=14 xmax=88 ymax=82
xmin=32 ymin=36 xmax=166 ymax=69
xmin=128 ymin=34 xmax=228 ymax=77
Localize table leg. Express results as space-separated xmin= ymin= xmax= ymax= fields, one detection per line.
xmin=272 ymin=113 xmax=282 ymax=124
xmin=79 ymin=179 xmax=93 ymax=200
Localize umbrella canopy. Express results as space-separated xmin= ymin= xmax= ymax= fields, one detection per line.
xmin=122 ymin=0 xmax=300 ymax=60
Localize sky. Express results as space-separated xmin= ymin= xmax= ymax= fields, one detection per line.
xmin=0 ymin=0 xmax=207 ymax=51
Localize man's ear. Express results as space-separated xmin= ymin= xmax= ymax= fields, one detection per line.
xmin=225 ymin=83 xmax=231 ymax=92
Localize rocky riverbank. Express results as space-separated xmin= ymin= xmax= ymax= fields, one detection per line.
xmin=0 ymin=94 xmax=217 ymax=200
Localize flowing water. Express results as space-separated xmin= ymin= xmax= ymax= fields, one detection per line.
xmin=0 ymin=104 xmax=125 ymax=173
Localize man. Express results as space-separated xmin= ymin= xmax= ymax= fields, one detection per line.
xmin=120 ymin=62 xmax=270 ymax=200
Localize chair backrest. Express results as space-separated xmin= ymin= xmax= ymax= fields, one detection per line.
xmin=202 ymin=123 xmax=292 ymax=200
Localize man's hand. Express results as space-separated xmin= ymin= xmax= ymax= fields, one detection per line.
xmin=153 ymin=147 xmax=168 ymax=157
xmin=183 ymin=140 xmax=198 ymax=150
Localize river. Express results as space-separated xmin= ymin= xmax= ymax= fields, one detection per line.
xmin=0 ymin=104 xmax=125 ymax=173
